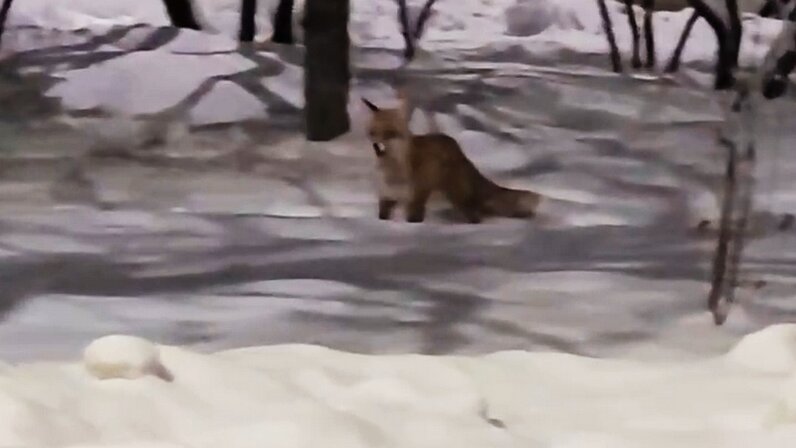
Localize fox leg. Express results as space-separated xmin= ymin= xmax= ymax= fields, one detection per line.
xmin=446 ymin=189 xmax=482 ymax=224
xmin=459 ymin=198 xmax=483 ymax=224
xmin=406 ymin=187 xmax=431 ymax=223
xmin=378 ymin=198 xmax=398 ymax=220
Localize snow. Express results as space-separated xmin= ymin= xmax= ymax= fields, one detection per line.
xmin=3 ymin=1 xmax=796 ymax=444
xmin=46 ymin=51 xmax=256 ymax=115
xmin=726 ymin=324 xmax=796 ymax=373
xmin=6 ymin=0 xmax=791 ymax=118
xmin=0 ymin=326 xmax=792 ymax=447
xmin=189 ymin=80 xmax=268 ymax=126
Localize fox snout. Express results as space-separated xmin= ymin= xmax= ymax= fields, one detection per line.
xmin=372 ymin=142 xmax=386 ymax=157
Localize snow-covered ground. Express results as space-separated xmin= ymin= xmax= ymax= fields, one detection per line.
xmin=4 ymin=327 xmax=796 ymax=447
xmin=2 ymin=1 xmax=796 ymax=445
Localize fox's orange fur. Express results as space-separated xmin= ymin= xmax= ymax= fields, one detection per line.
xmin=362 ymin=93 xmax=541 ymax=223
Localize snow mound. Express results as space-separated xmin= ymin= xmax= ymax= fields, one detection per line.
xmin=190 ymin=80 xmax=267 ymax=126
xmin=47 ymin=51 xmax=255 ymax=115
xmin=83 ymin=335 xmax=172 ymax=381
xmin=505 ymin=0 xmax=584 ymax=37
xmin=0 ymin=326 xmax=792 ymax=446
xmin=726 ymin=324 xmax=796 ymax=374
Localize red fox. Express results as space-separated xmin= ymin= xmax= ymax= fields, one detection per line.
xmin=361 ymin=93 xmax=542 ymax=223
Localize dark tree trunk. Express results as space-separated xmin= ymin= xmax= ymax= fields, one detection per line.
xmin=623 ymin=0 xmax=641 ymax=68
xmin=597 ymin=0 xmax=623 ymax=73
xmin=665 ymin=10 xmax=699 ymax=73
xmin=642 ymin=0 xmax=656 ymax=69
xmin=272 ymin=0 xmax=295 ymax=44
xmin=239 ymin=0 xmax=257 ymax=42
xmin=758 ymin=0 xmax=779 ymax=17
xmin=687 ymin=0 xmax=740 ymax=90
xmin=396 ymin=0 xmax=415 ymax=60
xmin=726 ymin=0 xmax=742 ymax=77
xmin=162 ymin=0 xmax=201 ymax=30
xmin=303 ymin=0 xmax=350 ymax=141
xmin=762 ymin=6 xmax=796 ymax=98
xmin=0 ymin=0 xmax=14 ymax=45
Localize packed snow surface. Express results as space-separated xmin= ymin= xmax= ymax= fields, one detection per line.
xmin=1 ymin=325 xmax=796 ymax=447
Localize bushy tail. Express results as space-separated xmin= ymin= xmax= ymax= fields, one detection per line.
xmin=483 ymin=184 xmax=542 ymax=218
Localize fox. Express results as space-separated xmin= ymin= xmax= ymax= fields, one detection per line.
xmin=361 ymin=92 xmax=542 ymax=224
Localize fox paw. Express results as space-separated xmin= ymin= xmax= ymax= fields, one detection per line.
xmin=407 ymin=213 xmax=425 ymax=223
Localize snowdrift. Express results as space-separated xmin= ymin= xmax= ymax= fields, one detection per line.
xmin=2 ymin=325 xmax=796 ymax=447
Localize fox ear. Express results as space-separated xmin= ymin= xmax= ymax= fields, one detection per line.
xmin=362 ymin=98 xmax=379 ymax=112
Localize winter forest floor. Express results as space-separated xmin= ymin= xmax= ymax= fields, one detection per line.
xmin=1 ymin=25 xmax=796 ymax=363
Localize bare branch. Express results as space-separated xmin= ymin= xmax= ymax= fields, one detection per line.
xmin=666 ymin=11 xmax=699 ymax=73
xmin=413 ymin=0 xmax=439 ymax=40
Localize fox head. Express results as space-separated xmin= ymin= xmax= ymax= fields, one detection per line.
xmin=361 ymin=93 xmax=411 ymax=158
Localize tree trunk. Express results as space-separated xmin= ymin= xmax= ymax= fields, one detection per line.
xmin=623 ymin=0 xmax=641 ymax=68
xmin=642 ymin=0 xmax=656 ymax=69
xmin=0 ymin=0 xmax=15 ymax=45
xmin=162 ymin=0 xmax=201 ymax=30
xmin=687 ymin=0 xmax=740 ymax=90
xmin=597 ymin=0 xmax=623 ymax=73
xmin=272 ymin=0 xmax=295 ymax=44
xmin=758 ymin=0 xmax=779 ymax=17
xmin=303 ymin=0 xmax=350 ymax=141
xmin=239 ymin=0 xmax=257 ymax=42
xmin=396 ymin=0 xmax=415 ymax=60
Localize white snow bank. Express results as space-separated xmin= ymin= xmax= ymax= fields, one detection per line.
xmin=2 ymin=325 xmax=796 ymax=447
xmin=46 ymin=50 xmax=256 ymax=115
xmin=727 ymin=324 xmax=796 ymax=374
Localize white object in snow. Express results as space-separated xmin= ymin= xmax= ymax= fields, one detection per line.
xmin=83 ymin=334 xmax=172 ymax=381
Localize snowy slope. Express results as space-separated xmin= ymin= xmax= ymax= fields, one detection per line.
xmin=2 ymin=327 xmax=796 ymax=447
